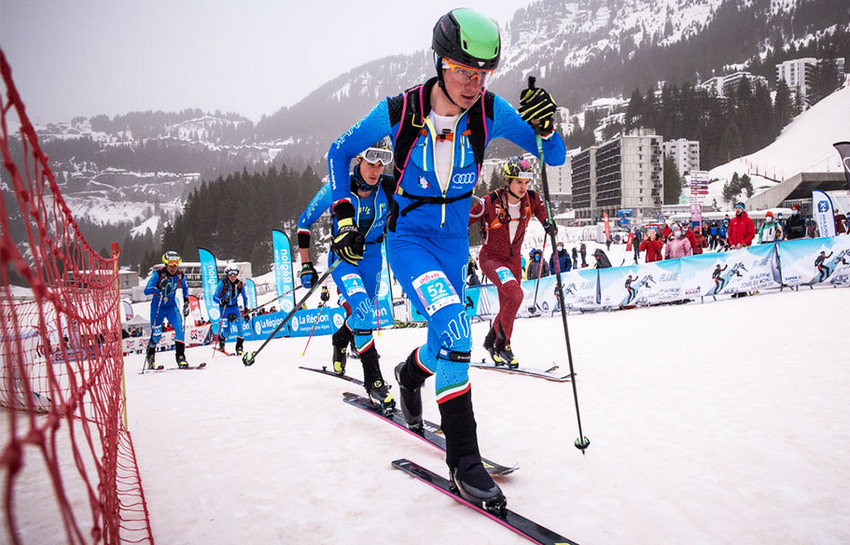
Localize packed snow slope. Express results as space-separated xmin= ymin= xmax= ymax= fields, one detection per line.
xmin=124 ymin=282 xmax=850 ymax=544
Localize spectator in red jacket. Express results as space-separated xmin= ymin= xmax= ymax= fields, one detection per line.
xmin=639 ymin=228 xmax=664 ymax=262
xmin=692 ymin=227 xmax=707 ymax=254
xmin=728 ymin=202 xmax=755 ymax=248
xmin=469 ymin=156 xmax=554 ymax=368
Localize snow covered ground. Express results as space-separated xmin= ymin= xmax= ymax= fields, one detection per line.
xmin=122 ymin=269 xmax=850 ymax=544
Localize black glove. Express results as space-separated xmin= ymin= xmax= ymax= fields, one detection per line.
xmin=320 ymin=286 xmax=330 ymax=302
xmin=182 ymin=299 xmax=190 ymax=317
xmin=519 ymin=87 xmax=557 ymax=137
xmin=332 ymin=217 xmax=364 ymax=265
xmin=300 ymin=262 xmax=319 ymax=289
xmin=220 ymin=296 xmax=230 ymax=306
xmin=543 ymin=218 xmax=558 ymax=236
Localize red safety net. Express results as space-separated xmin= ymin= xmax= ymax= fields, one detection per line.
xmin=0 ymin=50 xmax=154 ymax=544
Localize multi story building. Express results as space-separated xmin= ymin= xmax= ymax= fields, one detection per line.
xmin=663 ymin=138 xmax=700 ymax=175
xmin=572 ymin=129 xmax=663 ymax=222
xmin=697 ymin=71 xmax=769 ymax=98
xmin=776 ymin=57 xmax=846 ymax=105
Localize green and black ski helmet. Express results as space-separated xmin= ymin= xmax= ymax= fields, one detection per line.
xmin=432 ymin=8 xmax=500 ymax=70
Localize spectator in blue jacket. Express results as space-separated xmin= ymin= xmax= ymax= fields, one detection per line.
xmin=549 ymin=241 xmax=572 ymax=274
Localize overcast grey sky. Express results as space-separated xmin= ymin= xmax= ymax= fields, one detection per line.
xmin=0 ymin=1 xmax=529 ymax=124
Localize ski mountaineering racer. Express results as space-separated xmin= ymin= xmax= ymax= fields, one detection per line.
xmin=326 ymin=8 xmax=566 ymax=513
xmin=297 ymin=139 xmax=396 ymax=410
xmin=143 ymin=251 xmax=191 ymax=369
xmin=212 ymin=263 xmax=249 ymax=356
xmin=469 ymin=156 xmax=555 ymax=368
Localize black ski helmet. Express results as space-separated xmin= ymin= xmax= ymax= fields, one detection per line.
xmin=432 ymin=8 xmax=500 ymax=71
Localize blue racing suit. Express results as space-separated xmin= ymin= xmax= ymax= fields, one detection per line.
xmin=213 ymin=278 xmax=249 ymax=342
xmin=144 ymin=267 xmax=189 ymax=346
xmin=297 ymin=173 xmax=393 ymax=352
xmin=328 ymin=78 xmax=566 ymax=403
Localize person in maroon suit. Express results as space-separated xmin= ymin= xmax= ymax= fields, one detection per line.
xmin=469 ymin=156 xmax=555 ymax=368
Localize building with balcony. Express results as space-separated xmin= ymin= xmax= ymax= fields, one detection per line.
xmin=663 ymin=138 xmax=701 ymax=175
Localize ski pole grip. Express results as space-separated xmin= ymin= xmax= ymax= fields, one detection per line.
xmin=527 ymin=76 xmax=536 ymax=90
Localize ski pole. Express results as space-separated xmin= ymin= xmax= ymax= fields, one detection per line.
xmin=528 ymin=75 xmax=590 ymax=453
xmin=528 ymin=235 xmax=547 ymax=314
xmin=242 ymin=261 xmax=340 ymax=366
xmin=299 ymin=303 xmax=326 ymax=356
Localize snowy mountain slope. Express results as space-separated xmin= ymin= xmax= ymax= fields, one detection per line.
xmin=706 ymin=84 xmax=850 ymax=209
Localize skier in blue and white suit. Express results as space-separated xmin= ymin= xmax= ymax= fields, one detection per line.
xmin=326 ymin=8 xmax=565 ymax=512
xmin=143 ymin=251 xmax=191 ymax=369
xmin=297 ymin=139 xmax=396 ymax=409
xmin=212 ymin=264 xmax=249 ymax=356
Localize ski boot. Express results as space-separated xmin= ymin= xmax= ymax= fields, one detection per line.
xmin=497 ymin=344 xmax=519 ymax=369
xmin=144 ymin=345 xmax=157 ymax=370
xmin=348 ymin=340 xmax=360 ymax=360
xmin=394 ymin=350 xmax=432 ymax=434
xmin=366 ymin=378 xmax=395 ymax=414
xmin=175 ymin=341 xmax=189 ymax=369
xmin=235 ymin=337 xmax=244 ymax=356
xmin=218 ymin=335 xmax=226 ymax=353
xmin=331 ymin=326 xmax=352 ymax=374
xmin=450 ymin=455 xmax=507 ymax=516
xmin=483 ymin=328 xmax=500 ymax=365
xmin=360 ymin=345 xmax=394 ymax=414
xmin=441 ymin=389 xmax=506 ymax=516
xmin=490 ymin=340 xmax=507 ymax=366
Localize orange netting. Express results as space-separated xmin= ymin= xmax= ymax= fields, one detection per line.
xmin=1 ymin=49 xmax=154 ymax=544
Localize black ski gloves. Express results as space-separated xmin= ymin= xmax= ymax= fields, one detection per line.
xmin=332 ymin=217 xmax=365 ymax=265
xmin=300 ymin=262 xmax=319 ymax=289
xmin=182 ymin=299 xmax=190 ymax=317
xmin=518 ymin=87 xmax=557 ymax=138
xmin=543 ymin=218 xmax=558 ymax=236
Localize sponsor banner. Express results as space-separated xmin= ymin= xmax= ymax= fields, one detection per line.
xmin=599 ymin=260 xmax=683 ymax=306
xmin=273 ymin=230 xmax=296 ymax=313
xmin=122 ymin=300 xmax=134 ymax=321
xmin=245 ymin=309 xmax=293 ymax=341
xmin=245 ymin=279 xmax=257 ymax=310
xmin=122 ymin=324 xmax=212 ymax=354
xmin=286 ymin=307 xmax=347 ymax=338
xmin=812 ymin=190 xmax=836 ymax=238
xmin=778 ymin=236 xmax=850 ymax=287
xmin=680 ymin=244 xmax=779 ymax=297
xmin=198 ymin=248 xmax=220 ymax=321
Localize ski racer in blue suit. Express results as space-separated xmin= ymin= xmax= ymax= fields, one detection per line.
xmin=297 ymin=139 xmax=396 ymax=409
xmin=213 ymin=264 xmax=249 ymax=356
xmin=143 ymin=251 xmax=191 ymax=369
xmin=326 ymin=8 xmax=566 ymax=513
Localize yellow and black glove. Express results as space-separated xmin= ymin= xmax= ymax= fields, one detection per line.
xmin=518 ymin=87 xmax=557 ymax=138
xmin=331 ymin=217 xmax=364 ymax=265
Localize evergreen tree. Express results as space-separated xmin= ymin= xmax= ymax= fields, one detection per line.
xmin=663 ymin=155 xmax=682 ymax=205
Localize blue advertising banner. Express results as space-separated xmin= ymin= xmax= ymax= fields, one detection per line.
xmin=198 ymin=248 xmax=220 ymax=321
xmin=244 ymin=278 xmax=257 ymax=310
xmin=244 ymin=309 xmax=292 ymax=342
xmin=287 ymin=307 xmax=347 ymax=337
xmin=273 ymin=230 xmax=296 ymax=314
xmin=778 ymin=236 xmax=850 ymax=287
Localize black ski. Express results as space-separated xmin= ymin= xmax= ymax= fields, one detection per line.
xmin=392 ymin=458 xmax=578 ymax=545
xmin=139 ymin=365 xmax=164 ymax=374
xmin=472 ymin=360 xmax=573 ymax=382
xmin=343 ymin=392 xmax=517 ymax=476
xmin=298 ymin=365 xmax=366 ymax=387
xmin=166 ymin=362 xmax=207 ymax=371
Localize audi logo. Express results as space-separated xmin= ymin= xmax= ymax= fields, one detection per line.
xmin=452 ymin=172 xmax=477 ymax=185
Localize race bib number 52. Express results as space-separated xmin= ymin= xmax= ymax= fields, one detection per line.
xmin=412 ymin=270 xmax=461 ymax=316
